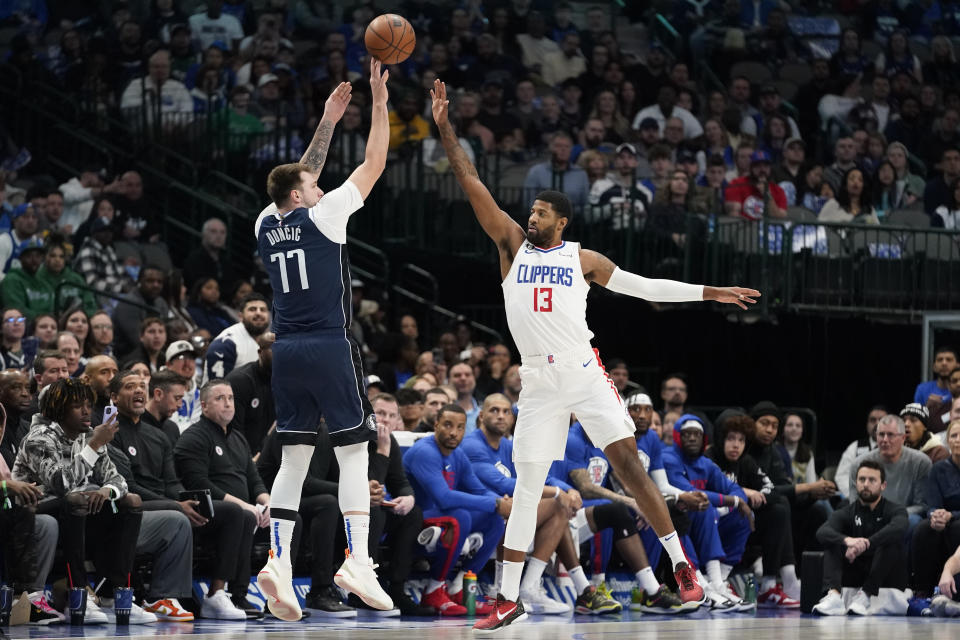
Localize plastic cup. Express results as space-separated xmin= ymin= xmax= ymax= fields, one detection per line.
xmin=113 ymin=587 xmax=132 ymax=625
xmin=0 ymin=585 xmax=13 ymax=627
xmin=69 ymin=587 xmax=87 ymax=625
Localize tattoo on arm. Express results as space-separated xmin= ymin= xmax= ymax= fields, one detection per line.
xmin=301 ymin=120 xmax=335 ymax=173
xmin=439 ymin=122 xmax=479 ymax=181
xmin=569 ymin=468 xmax=626 ymax=502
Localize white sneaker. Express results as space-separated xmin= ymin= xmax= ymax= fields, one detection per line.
xmin=703 ymin=582 xmax=738 ymax=613
xmin=105 ymin=602 xmax=158 ymax=624
xmin=847 ymin=589 xmax=870 ymax=616
xmin=257 ymin=549 xmax=302 ymax=621
xmin=65 ymin=595 xmax=108 ymax=624
xmin=334 ymin=554 xmax=393 ymax=611
xmin=931 ymin=594 xmax=960 ymax=617
xmin=200 ymin=590 xmax=247 ymax=620
xmin=722 ymin=582 xmax=755 ymax=612
xmin=812 ymin=590 xmax=846 ymax=616
xmin=519 ymin=585 xmax=572 ymax=615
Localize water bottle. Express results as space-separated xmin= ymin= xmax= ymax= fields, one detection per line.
xmin=463 ymin=571 xmax=478 ymax=615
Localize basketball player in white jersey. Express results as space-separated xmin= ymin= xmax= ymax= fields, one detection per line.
xmin=430 ymin=79 xmax=761 ymax=633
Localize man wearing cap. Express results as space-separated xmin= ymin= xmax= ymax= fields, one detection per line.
xmin=740 ymin=85 xmax=800 ymax=139
xmin=662 ymin=414 xmax=753 ymax=610
xmin=167 ymin=23 xmax=195 ymax=81
xmin=204 ymin=292 xmax=269 ymax=382
xmin=902 ymin=403 xmax=948 ymax=462
xmin=0 ymin=238 xmax=51 ymax=319
xmin=226 ymin=332 xmax=275 ymax=456
xmin=771 ymin=137 xmax=806 ymax=197
xmin=588 ymin=143 xmax=653 ymax=227
xmin=164 ymin=339 xmax=202 ymax=434
xmin=0 ymin=203 xmax=39 ymax=280
xmin=632 ymin=85 xmax=703 ymax=139
xmin=851 ymin=413 xmax=931 ymax=531
xmin=724 ymin=150 xmax=787 ymax=219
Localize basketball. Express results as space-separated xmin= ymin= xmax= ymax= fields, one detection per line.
xmin=364 ymin=13 xmax=416 ymax=65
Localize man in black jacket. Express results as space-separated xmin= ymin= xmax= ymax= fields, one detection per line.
xmin=141 ymin=369 xmax=186 ymax=446
xmin=174 ymin=379 xmax=268 ymax=620
xmin=226 ymin=332 xmax=275 ymax=456
xmin=106 ymin=369 xmax=196 ymax=622
xmin=813 ymin=459 xmax=908 ymax=616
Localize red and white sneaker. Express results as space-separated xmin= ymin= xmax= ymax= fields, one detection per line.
xmin=758 ymin=585 xmax=801 ymax=609
xmin=473 ymin=594 xmax=527 ymax=634
xmin=143 ymin=598 xmax=195 ymax=622
xmin=673 ymin=563 xmax=705 ymax=604
xmin=421 ymin=585 xmax=467 ymax=616
xmin=449 ymin=588 xmax=495 ymax=615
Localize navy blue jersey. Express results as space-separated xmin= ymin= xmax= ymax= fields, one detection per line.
xmin=254 ymin=181 xmax=364 ymax=335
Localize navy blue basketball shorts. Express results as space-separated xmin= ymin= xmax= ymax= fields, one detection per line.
xmin=271 ymin=329 xmax=376 ymax=448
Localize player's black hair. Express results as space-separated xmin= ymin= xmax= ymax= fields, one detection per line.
xmin=935 ymin=345 xmax=958 ymax=359
xmin=856 ymin=458 xmax=885 ymax=483
xmin=437 ymin=403 xmax=467 ymax=419
xmin=534 ymin=190 xmax=573 ymax=220
xmin=396 ymin=387 xmax=424 ymax=406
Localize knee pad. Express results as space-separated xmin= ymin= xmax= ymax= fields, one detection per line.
xmin=591 ymin=502 xmax=638 ymax=539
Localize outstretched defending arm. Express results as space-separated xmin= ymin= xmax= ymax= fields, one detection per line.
xmin=431 ymin=79 xmax=525 ymax=265
xmin=347 ymin=59 xmax=390 ymax=199
xmin=580 ymin=249 xmax=760 ymax=309
xmin=300 ymin=82 xmax=352 ymax=176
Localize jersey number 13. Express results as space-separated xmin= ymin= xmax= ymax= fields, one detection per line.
xmin=270 ymin=249 xmax=310 ymax=293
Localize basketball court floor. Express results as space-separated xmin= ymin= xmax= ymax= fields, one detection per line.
xmin=3 ymin=609 xmax=959 ymax=640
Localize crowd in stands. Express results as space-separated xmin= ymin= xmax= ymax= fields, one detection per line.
xmin=2 ymin=0 xmax=960 ymax=628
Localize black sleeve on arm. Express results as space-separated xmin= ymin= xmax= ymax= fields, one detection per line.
xmin=256 ymin=431 xmax=282 ymax=491
xmin=174 ymin=427 xmax=224 ymax=499
xmin=868 ymin=501 xmax=909 ymax=548
xmin=369 ymin=440 xmax=389 ymax=484
xmin=246 ymin=453 xmax=267 ymax=498
xmin=816 ymin=503 xmax=851 ymax=547
xmin=385 ymin=434 xmax=413 ymax=496
xmin=107 ymin=445 xmax=165 ymax=501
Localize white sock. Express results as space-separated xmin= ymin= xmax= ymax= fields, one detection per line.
xmin=501 ymin=560 xmax=524 ymax=601
xmin=344 ymin=514 xmax=370 ymax=561
xmin=520 ymin=557 xmax=548 ymax=593
xmin=270 ymin=518 xmax=296 ymax=562
xmin=720 ymin=562 xmax=733 ymax=582
xmin=495 ymin=561 xmax=504 ymax=590
xmin=426 ymin=579 xmax=445 ymax=594
xmin=760 ymin=575 xmax=777 ymax=593
xmin=706 ymin=560 xmax=723 ymax=587
xmin=569 ymin=566 xmax=590 ymax=594
xmin=780 ymin=565 xmax=800 ymax=592
xmin=636 ymin=567 xmax=660 ymax=594
xmin=696 ymin=570 xmax=710 ymax=591
xmin=448 ymin=570 xmax=465 ymax=595
xmin=658 ymin=532 xmax=687 ymax=568
xmin=591 ymin=572 xmax=606 ymax=586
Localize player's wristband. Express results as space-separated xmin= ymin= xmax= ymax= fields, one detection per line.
xmin=553 ymin=487 xmax=561 ymax=500
xmin=1 ymin=480 xmax=10 ymax=510
xmin=733 ymin=496 xmax=740 ymax=509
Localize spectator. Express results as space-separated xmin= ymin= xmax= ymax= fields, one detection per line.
xmin=572 ymin=118 xmax=616 ymax=164
xmin=114 ymin=171 xmax=163 ymax=252
xmin=915 ymin=346 xmax=958 ymax=406
xmin=700 ymin=119 xmax=735 ymax=171
xmin=542 ymin=31 xmax=585 ymax=87
xmin=875 ymin=29 xmax=922 ymax=82
xmin=836 ymin=406 xmax=888 ymax=498
xmin=114 ymin=266 xmax=170 ymax=356
xmin=416 ymin=387 xmax=450 ymax=433
xmin=186 ymin=277 xmax=235 ymax=336
xmin=396 ymin=387 xmax=425 ymax=432
xmin=188 ymin=0 xmax=244 ymax=50
xmin=204 ymin=292 xmax=269 ymax=381
xmin=142 ymin=368 xmax=187 ymax=446
xmin=588 ymin=89 xmax=630 ymax=145
xmin=587 ymin=143 xmax=652 ymax=229
xmin=523 ymin=132 xmax=590 ymax=212
xmin=813 ymin=460 xmax=909 ymax=616
xmin=823 ymin=137 xmax=862 ymax=193
xmin=12 ymin=378 xmax=143 ymax=625
xmin=85 ymin=311 xmax=114 ymax=358
xmin=758 ymin=114 xmax=791 ymax=164
xmin=819 ymin=168 xmax=880 ymax=224
xmin=225 ymin=332 xmax=274 ymax=455
xmin=79 ymin=354 xmax=118 ymax=422
xmin=851 ymin=414 xmax=932 ymax=529
xmin=902 ymin=403 xmax=949 ymax=462
xmin=516 ymin=11 xmax=559 ymax=81
xmin=447 ymin=362 xmax=480 ymax=433
xmin=771 ymin=137 xmax=806 ymax=197
xmin=924 ymin=36 xmax=960 ymax=89
xmin=929 ymin=369 xmax=960 ymax=432
xmin=35 ymin=238 xmax=97 ymax=318
xmin=164 ymin=340 xmax=201 ymax=434
xmin=832 ymin=29 xmax=871 ymax=76
xmin=475 ymin=343 xmax=511 ymax=398
xmin=402 ymin=404 xmax=508 ymax=616
xmin=174 ymin=379 xmax=267 ymax=620
xmin=912 ymin=419 xmax=960 ymax=596
xmin=31 ymin=349 xmax=69 ymax=398
xmin=0 ymin=204 xmax=39 ymax=280
xmin=641 ymin=144 xmax=675 ymax=198
xmin=724 ymin=150 xmax=788 ymax=219
xmin=0 ymin=370 xmax=33 ymax=444
xmin=885 ymin=95 xmax=924 ymax=151
xmin=698 ymin=154 xmax=730 ymax=214
xmin=104 ymin=370 xmax=197 ymax=622
xmin=632 ymin=85 xmax=703 ymax=139
xmin=73 ymin=216 xmax=134 ymax=299
xmin=795 ymin=58 xmax=835 ymax=140
xmin=933 ymin=177 xmax=960 ymax=229
xmin=885 ymin=142 xmax=925 ymax=207
xmin=183 ymin=218 xmax=233 ymax=288
xmin=650 ymin=170 xmax=697 ymax=248
xmin=1 ymin=239 xmax=49 ymax=321
xmin=923 ymin=109 xmax=960 ymax=172
xmin=476 ymin=80 xmax=524 ymax=152
xmin=779 ymin=412 xmax=818 ymax=485
xmin=57 ymin=331 xmax=84 ymax=378
xmin=120 ymin=50 xmax=194 ymax=129
xmin=924 ymin=148 xmax=960 ymax=216
xmin=122 ymin=317 xmax=167 ymax=373
xmin=741 ymin=85 xmax=800 ymax=139
xmin=164 ymin=269 xmax=197 ymax=333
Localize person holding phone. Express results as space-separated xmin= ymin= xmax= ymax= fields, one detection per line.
xmin=12 ymin=378 xmax=143 ymax=625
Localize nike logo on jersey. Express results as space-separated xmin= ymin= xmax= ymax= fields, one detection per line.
xmin=497 ymin=605 xmax=517 ymax=620
xmin=214 ymin=351 xmax=224 ymax=357
xmin=582 ymin=360 xmax=591 ymax=367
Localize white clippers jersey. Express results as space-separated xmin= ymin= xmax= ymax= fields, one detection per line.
xmin=501 ymin=240 xmax=593 ymax=356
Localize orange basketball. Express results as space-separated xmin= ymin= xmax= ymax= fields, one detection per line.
xmin=364 ymin=14 xmax=416 ymax=64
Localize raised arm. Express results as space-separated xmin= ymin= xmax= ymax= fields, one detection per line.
xmin=431 ymin=79 xmax=525 ymax=264
xmin=347 ymin=59 xmax=389 ymax=199
xmin=300 ymin=81 xmax=352 ymax=176
xmin=579 ymin=249 xmax=761 ymax=310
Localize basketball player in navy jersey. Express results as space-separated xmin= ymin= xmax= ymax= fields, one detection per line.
xmin=254 ymin=59 xmax=392 ymax=622
xmin=431 ymin=79 xmax=761 ymax=633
